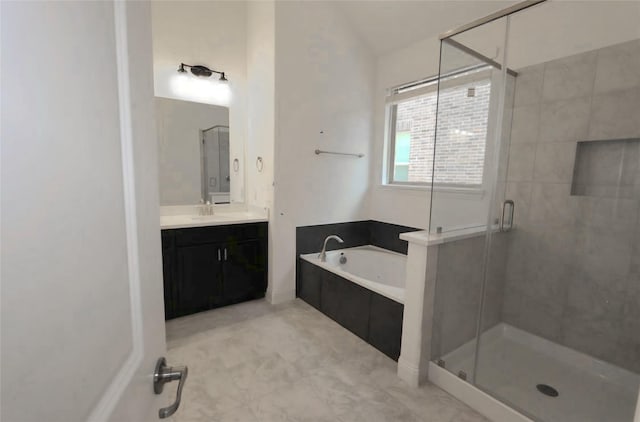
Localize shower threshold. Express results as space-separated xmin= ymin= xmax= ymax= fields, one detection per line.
xmin=430 ymin=323 xmax=639 ymax=422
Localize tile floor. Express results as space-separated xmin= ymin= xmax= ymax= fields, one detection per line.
xmin=165 ymin=299 xmax=488 ymax=422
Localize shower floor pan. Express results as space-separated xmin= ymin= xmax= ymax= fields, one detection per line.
xmin=435 ymin=323 xmax=639 ymax=422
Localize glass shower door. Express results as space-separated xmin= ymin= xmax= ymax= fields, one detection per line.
xmin=428 ymin=16 xmax=512 ymax=384
xmin=472 ymin=4 xmax=640 ymax=421
xmin=431 ymin=2 xmax=640 ymax=421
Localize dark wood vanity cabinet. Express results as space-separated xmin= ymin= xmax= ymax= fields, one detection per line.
xmin=161 ymin=223 xmax=268 ymax=319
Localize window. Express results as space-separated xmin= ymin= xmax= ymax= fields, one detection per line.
xmin=386 ymin=70 xmax=492 ymax=188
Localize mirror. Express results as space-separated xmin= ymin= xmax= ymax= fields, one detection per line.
xmin=155 ymin=97 xmax=241 ymax=205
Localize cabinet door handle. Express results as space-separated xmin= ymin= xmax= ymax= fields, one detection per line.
xmin=224 ymin=248 xmax=228 ymax=261
xmin=217 ymin=249 xmax=221 ymax=261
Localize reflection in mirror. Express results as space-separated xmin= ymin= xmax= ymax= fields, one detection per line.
xmin=202 ymin=125 xmax=230 ymax=204
xmin=155 ymin=97 xmax=237 ymax=205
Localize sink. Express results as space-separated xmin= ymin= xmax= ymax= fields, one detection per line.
xmin=190 ymin=215 xmax=235 ymax=221
xmin=160 ymin=211 xmax=265 ymax=229
xmin=190 ymin=212 xmax=253 ymax=221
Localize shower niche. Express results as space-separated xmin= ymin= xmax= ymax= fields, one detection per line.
xmin=571 ymin=138 xmax=640 ymax=199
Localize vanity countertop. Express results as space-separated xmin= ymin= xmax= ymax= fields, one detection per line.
xmin=160 ymin=210 xmax=268 ymax=230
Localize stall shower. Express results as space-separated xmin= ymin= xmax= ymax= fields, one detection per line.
xmin=427 ymin=1 xmax=640 ymax=421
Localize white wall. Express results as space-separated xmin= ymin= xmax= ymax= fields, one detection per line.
xmin=246 ymin=1 xmax=275 ymax=210
xmin=151 ymin=1 xmax=247 ymax=203
xmin=456 ymin=0 xmax=640 ymax=70
xmin=370 ymin=38 xmax=438 ymax=230
xmin=370 ymin=36 xmax=493 ymax=231
xmin=370 ymin=0 xmax=640 ymax=233
xmin=155 ymin=97 xmax=229 ymax=205
xmin=268 ymin=1 xmax=375 ymax=303
xmin=246 ymin=1 xmax=279 ymax=304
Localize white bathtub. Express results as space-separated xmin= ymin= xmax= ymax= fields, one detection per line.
xmin=300 ymin=245 xmax=406 ymax=304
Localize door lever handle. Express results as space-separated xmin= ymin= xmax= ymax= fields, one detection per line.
xmin=154 ymin=357 xmax=188 ymax=419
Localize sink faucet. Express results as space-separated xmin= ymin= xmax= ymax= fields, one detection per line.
xmin=319 ymin=235 xmax=344 ymax=262
xmin=199 ymin=199 xmax=214 ymax=216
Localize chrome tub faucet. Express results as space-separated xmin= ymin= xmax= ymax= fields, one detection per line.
xmin=319 ymin=235 xmax=344 ymax=262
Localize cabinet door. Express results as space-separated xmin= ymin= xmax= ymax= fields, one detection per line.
xmin=222 ymin=240 xmax=267 ymax=304
xmin=176 ymin=243 xmax=223 ymax=317
xmin=161 ymin=231 xmax=176 ymax=320
xmin=162 ymin=247 xmax=175 ymax=319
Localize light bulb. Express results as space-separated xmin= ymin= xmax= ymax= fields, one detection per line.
xmin=169 ymin=73 xmax=231 ymax=106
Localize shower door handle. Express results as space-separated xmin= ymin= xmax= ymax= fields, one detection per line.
xmin=501 ymin=200 xmax=514 ymax=232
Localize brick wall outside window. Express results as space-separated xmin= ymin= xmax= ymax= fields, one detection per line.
xmin=393 ymin=79 xmax=491 ymax=185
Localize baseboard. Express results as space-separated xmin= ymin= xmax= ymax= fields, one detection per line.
xmin=397 ymin=356 xmax=425 ymax=387
xmin=266 ymin=287 xmax=296 ymax=305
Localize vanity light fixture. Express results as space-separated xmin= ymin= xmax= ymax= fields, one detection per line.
xmin=177 ymin=63 xmax=228 ymax=82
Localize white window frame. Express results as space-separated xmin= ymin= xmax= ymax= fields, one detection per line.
xmin=383 ymin=66 xmax=494 ymax=193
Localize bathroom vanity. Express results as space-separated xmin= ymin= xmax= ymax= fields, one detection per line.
xmin=161 ymin=216 xmax=268 ymax=319
xmin=154 ymin=89 xmax=267 ymax=320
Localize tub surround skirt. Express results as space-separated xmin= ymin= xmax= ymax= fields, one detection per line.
xmin=295 ymin=220 xmax=419 ymax=361
xmin=298 ymin=259 xmax=404 ymax=360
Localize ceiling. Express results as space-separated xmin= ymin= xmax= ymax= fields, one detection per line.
xmin=333 ymin=0 xmax=518 ymax=56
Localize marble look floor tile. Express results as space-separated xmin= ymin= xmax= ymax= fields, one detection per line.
xmin=276 ymin=333 xmax=343 ymax=373
xmin=170 ymin=378 xmax=242 ymax=422
xmin=166 ymin=299 xmax=488 ymax=422
xmin=384 ymin=382 xmax=485 ymax=422
xmin=163 ymin=356 xmax=247 ymax=417
xmin=228 ymin=352 xmax=303 ymax=401
xmin=167 ymin=341 xmax=225 ymax=373
xmin=174 ymin=402 xmax=259 ymax=422
xmin=216 ymin=328 xmax=277 ymax=369
xmin=446 ymin=409 xmax=492 ymax=422
xmin=335 ymin=393 xmax=422 ymax=422
xmin=306 ymin=363 xmax=398 ymax=417
xmin=250 ymin=378 xmax=338 ymax=422
xmin=215 ymin=406 xmax=260 ymax=422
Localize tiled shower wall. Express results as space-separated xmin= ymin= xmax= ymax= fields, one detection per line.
xmin=501 ymin=39 xmax=640 ymax=372
xmin=431 ymin=233 xmax=508 ymax=359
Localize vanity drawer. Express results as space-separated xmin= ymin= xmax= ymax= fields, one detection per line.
xmin=173 ymin=222 xmax=267 ymax=246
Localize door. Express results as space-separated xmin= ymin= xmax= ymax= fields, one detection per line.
xmin=222 ymin=240 xmax=266 ymax=303
xmin=176 ymin=243 xmax=224 ymax=316
xmin=2 ymin=2 xmax=175 ymax=421
xmin=428 ymin=19 xmax=511 ymax=382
